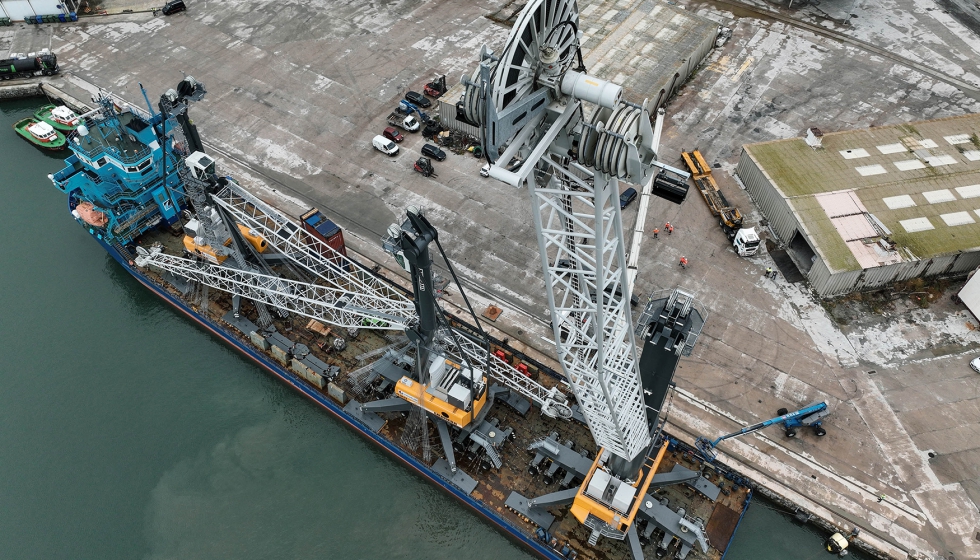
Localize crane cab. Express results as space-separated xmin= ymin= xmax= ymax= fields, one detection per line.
xmin=394 ymin=356 xmax=487 ymax=428
xmin=185 ymin=151 xmax=216 ymax=181
xmin=570 ymin=444 xmax=665 ymax=533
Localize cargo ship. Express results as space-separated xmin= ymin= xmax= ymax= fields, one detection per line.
xmin=47 ymin=8 xmax=753 ymax=554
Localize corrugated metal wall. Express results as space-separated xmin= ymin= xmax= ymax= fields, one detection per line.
xmin=735 ymin=149 xmax=799 ymax=242
xmin=437 ymin=82 xmax=480 ymax=138
xmin=655 ymin=30 xmax=717 ymax=111
xmin=809 ymin=251 xmax=980 ymax=297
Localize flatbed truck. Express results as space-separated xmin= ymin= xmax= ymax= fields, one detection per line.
xmin=681 ymin=150 xmax=760 ymax=256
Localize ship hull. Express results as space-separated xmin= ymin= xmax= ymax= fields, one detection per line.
xmin=93 ymin=235 xmax=564 ymax=560
xmin=13 ymin=117 xmax=67 ymax=151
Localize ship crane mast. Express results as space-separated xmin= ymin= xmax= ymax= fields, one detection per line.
xmin=134 ymin=173 xmax=571 ymax=419
xmin=462 ymin=0 xmax=695 ymax=553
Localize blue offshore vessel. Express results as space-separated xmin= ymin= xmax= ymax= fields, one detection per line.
xmin=48 ymin=78 xmax=751 ymax=560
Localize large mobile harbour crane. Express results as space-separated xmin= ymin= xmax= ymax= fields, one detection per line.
xmin=458 ymin=0 xmax=723 ymax=554
xmin=49 ymin=1 xmax=750 ymax=557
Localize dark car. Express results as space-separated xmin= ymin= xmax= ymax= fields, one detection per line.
xmin=619 ymin=187 xmax=637 ymax=209
xmin=161 ymin=0 xmax=186 ymax=15
xmin=405 ymin=91 xmax=432 ymax=108
xmin=382 ymin=126 xmax=404 ymax=143
xmin=421 ymin=143 xmax=446 ymax=161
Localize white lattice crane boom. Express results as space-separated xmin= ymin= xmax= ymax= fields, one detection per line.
xmin=461 ymin=0 xmax=693 ymax=544
xmin=134 ymin=179 xmax=570 ymax=417
xmin=463 ymin=0 xmax=681 ymax=464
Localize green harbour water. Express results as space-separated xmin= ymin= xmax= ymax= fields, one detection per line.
xmin=0 ymin=97 xmax=871 ymax=560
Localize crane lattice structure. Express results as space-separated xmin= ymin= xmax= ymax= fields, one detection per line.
xmin=463 ymin=0 xmax=672 ymax=466
xmin=135 ymin=180 xmax=571 ymax=418
xmin=461 ymin=0 xmax=694 ymax=547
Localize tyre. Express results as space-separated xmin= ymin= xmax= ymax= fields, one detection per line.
xmin=777 ymin=408 xmax=788 ymax=416
xmin=785 ymin=428 xmax=797 ymax=438
xmin=528 ymin=465 xmax=538 ymax=476
xmin=814 ymin=426 xmax=827 ymax=437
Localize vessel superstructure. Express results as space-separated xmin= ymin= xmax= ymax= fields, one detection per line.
xmin=46 ymin=30 xmax=751 ymax=560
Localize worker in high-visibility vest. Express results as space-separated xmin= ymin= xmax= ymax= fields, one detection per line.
xmin=679 ymin=256 xmax=688 ymax=269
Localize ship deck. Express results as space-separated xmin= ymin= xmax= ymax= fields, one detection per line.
xmin=133 ymin=224 xmax=749 ymax=560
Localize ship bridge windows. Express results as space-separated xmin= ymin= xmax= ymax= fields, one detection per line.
xmin=125 ymin=157 xmax=153 ymax=174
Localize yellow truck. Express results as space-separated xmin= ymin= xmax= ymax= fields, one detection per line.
xmin=681 ymin=150 xmax=760 ymax=256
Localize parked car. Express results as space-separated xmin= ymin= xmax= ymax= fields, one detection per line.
xmin=382 ymin=126 xmax=404 ymax=143
xmin=372 ymin=135 xmax=399 ymax=155
xmin=971 ymin=356 xmax=980 ymax=373
xmin=619 ymin=187 xmax=638 ymax=209
xmin=421 ymin=143 xmax=446 ymax=161
xmin=405 ymin=91 xmax=432 ymax=108
xmin=161 ymin=0 xmax=186 ymax=15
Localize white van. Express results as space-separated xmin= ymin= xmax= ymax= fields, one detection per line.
xmin=372 ymin=135 xmax=399 ymax=155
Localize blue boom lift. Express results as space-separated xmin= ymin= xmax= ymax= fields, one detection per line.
xmin=695 ymin=401 xmax=830 ymax=461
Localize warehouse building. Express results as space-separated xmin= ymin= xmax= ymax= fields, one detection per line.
xmin=736 ymin=114 xmax=980 ymax=297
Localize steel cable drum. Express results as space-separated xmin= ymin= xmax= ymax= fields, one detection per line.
xmin=584 ymin=104 xmax=643 ymax=179
xmin=598 ymin=105 xmax=626 ymax=175
xmin=612 ymin=107 xmax=640 ymax=178
xmin=463 ymin=66 xmax=484 ymax=126
xmin=581 ymin=106 xmax=611 ymax=168
xmin=490 ymin=0 xmax=578 ymax=116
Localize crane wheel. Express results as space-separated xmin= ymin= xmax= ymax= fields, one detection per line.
xmin=785 ymin=428 xmax=797 ymax=438
xmin=777 ymin=408 xmax=788 ymax=416
xmin=814 ymin=427 xmax=827 ymax=437
xmin=528 ymin=465 xmax=539 ymax=476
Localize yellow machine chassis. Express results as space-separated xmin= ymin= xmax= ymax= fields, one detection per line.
xmin=570 ymin=442 xmax=668 ymax=532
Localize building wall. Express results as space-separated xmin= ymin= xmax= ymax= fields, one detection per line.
xmin=0 ymin=0 xmax=66 ymax=20
xmin=437 ymin=82 xmax=479 ymax=138
xmin=807 ymin=248 xmax=980 ymax=297
xmin=736 ymin=149 xmax=799 ymax=242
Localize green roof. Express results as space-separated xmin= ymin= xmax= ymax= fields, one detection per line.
xmin=745 ymin=114 xmax=980 ymax=272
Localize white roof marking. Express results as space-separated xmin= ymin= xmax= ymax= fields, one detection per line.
xmin=855 ymin=164 xmax=887 ymax=176
xmin=839 ymin=148 xmax=870 ymax=159
xmin=899 ymin=218 xmax=934 ymax=232
xmin=922 ymin=189 xmax=956 ymax=204
xmin=940 ymin=212 xmax=975 ymax=226
xmin=883 ymin=195 xmax=916 ymax=209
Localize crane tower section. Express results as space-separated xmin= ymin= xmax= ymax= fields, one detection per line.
xmin=464 ymin=0 xmax=686 ymax=466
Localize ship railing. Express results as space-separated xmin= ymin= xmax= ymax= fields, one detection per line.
xmin=71 ymin=123 xmax=153 ymax=165
xmin=81 ymin=168 xmax=103 ymax=185
xmin=112 ymin=203 xmax=161 ymax=236
xmin=123 ymin=103 xmax=152 ymax=124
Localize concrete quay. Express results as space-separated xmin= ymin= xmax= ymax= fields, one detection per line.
xmin=3 ymin=0 xmax=980 ymax=557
